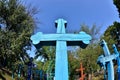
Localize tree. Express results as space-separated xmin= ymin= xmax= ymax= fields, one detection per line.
xmin=80 ymin=24 xmax=101 ymax=43
xmin=113 ymin=0 xmax=120 ymax=48
xmin=103 ymin=22 xmax=120 ymax=51
xmin=34 ymin=46 xmax=55 ymax=61
xmin=75 ymin=24 xmax=102 ymax=79
xmin=33 ymin=46 xmax=56 ymax=75
xmin=0 ymin=0 xmax=37 ymax=68
xmin=103 ymin=0 xmax=120 ymax=50
xmin=114 ymin=0 xmax=120 ymax=17
xmin=68 ymin=51 xmax=79 ymax=80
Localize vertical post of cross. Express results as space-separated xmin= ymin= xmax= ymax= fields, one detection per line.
xmin=55 ymin=19 xmax=68 ymax=80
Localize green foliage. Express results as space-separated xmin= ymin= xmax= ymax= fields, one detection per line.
xmin=14 ymin=77 xmax=25 ymax=80
xmin=35 ymin=46 xmax=55 ymax=61
xmin=68 ymin=44 xmax=102 ymax=79
xmin=103 ymin=22 xmax=120 ymax=51
xmin=34 ymin=46 xmax=55 ymax=74
xmin=104 ymin=22 xmax=120 ymax=40
xmin=78 ymin=44 xmax=101 ymax=73
xmin=109 ymin=0 xmax=120 ymax=50
xmin=79 ymin=24 xmax=102 ymax=73
xmin=68 ymin=24 xmax=103 ymax=79
xmin=80 ymin=24 xmax=101 ymax=43
xmin=68 ymin=51 xmax=79 ymax=80
xmin=114 ymin=0 xmax=120 ymax=17
xmin=0 ymin=0 xmax=36 ymax=68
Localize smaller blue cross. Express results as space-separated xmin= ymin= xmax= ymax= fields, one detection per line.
xmin=97 ymin=40 xmax=120 ymax=80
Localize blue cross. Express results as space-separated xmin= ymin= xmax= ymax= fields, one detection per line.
xmin=97 ymin=40 xmax=120 ymax=80
xmin=31 ymin=18 xmax=91 ymax=80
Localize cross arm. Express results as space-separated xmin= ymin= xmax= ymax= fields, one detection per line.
xmin=31 ymin=31 xmax=91 ymax=44
xmin=97 ymin=54 xmax=119 ymax=64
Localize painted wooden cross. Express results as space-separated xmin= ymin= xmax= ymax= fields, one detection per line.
xmin=31 ymin=18 xmax=91 ymax=80
xmin=97 ymin=40 xmax=120 ymax=80
xmin=76 ymin=63 xmax=85 ymax=80
xmin=97 ymin=40 xmax=114 ymax=80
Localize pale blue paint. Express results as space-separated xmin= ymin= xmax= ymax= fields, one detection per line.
xmin=31 ymin=33 xmax=91 ymax=44
xmin=55 ymin=19 xmax=68 ymax=80
xmin=97 ymin=40 xmax=120 ymax=80
xmin=101 ymin=40 xmax=114 ymax=80
xmin=98 ymin=54 xmax=119 ymax=63
xmin=31 ymin=18 xmax=91 ymax=80
xmin=113 ymin=44 xmax=120 ymax=80
xmin=97 ymin=40 xmax=114 ymax=80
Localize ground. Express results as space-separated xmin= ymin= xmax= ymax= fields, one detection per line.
xmin=0 ymin=68 xmax=12 ymax=80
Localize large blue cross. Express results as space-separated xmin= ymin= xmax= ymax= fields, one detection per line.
xmin=31 ymin=19 xmax=91 ymax=80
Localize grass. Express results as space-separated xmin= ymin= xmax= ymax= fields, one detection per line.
xmin=2 ymin=74 xmax=12 ymax=80
xmin=0 ymin=68 xmax=12 ymax=80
